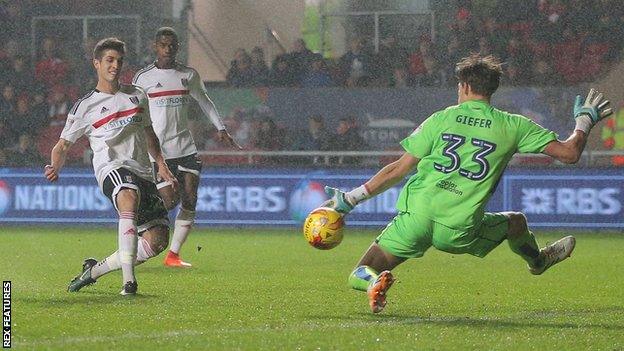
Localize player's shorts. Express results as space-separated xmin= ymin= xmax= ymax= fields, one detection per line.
xmin=102 ymin=168 xmax=169 ymax=233
xmin=376 ymin=212 xmax=509 ymax=259
xmin=153 ymin=153 xmax=202 ymax=189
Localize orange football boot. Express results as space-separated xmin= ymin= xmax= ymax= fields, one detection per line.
xmin=367 ymin=270 xmax=395 ymax=313
xmin=163 ymin=251 xmax=192 ymax=267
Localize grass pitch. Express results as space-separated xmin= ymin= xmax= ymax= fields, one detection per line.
xmin=2 ymin=226 xmax=624 ymax=350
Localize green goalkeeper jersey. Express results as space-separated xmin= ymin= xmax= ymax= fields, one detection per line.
xmin=397 ymin=99 xmax=557 ymax=230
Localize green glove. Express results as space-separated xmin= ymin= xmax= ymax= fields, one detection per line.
xmin=321 ymin=186 xmax=355 ymax=215
xmin=573 ymin=88 xmax=613 ymax=133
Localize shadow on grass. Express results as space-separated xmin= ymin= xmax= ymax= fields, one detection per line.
xmin=17 ymin=291 xmax=159 ymax=307
xmin=307 ymin=306 xmax=624 ymax=331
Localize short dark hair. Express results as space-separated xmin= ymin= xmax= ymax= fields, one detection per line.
xmin=93 ymin=37 xmax=125 ymax=60
xmin=455 ymin=54 xmax=502 ymax=97
xmin=155 ymin=27 xmax=178 ymax=40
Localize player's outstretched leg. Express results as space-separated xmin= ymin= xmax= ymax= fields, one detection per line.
xmin=67 ymin=258 xmax=98 ymax=292
xmin=348 ymin=243 xmax=405 ymax=313
xmin=505 ymin=212 xmax=576 ymax=275
xmin=68 ymin=227 xmax=168 ymax=294
xmin=529 ymin=236 xmax=576 ymax=275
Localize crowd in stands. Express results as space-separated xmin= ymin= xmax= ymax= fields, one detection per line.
xmin=227 ymin=0 xmax=623 ymax=88
xmin=1 ymin=0 xmax=623 ymax=167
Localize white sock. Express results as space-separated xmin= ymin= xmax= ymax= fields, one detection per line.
xmin=90 ymin=237 xmax=155 ymax=280
xmin=91 ymin=251 xmax=121 ymax=280
xmin=169 ymin=208 xmax=195 ymax=254
xmin=118 ymin=212 xmax=138 ymax=283
xmin=136 ymin=237 xmax=157 ymax=263
xmin=346 ymin=185 xmax=371 ymax=205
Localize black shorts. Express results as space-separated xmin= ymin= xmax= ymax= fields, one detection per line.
xmin=153 ymin=153 xmax=202 ymax=189
xmin=102 ymin=168 xmax=169 ymax=233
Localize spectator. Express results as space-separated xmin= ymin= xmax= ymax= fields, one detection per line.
xmin=329 ymin=116 xmax=368 ymax=165
xmin=301 ymin=54 xmax=334 ymax=88
xmin=293 ymin=115 xmax=332 ymax=164
xmin=249 ymin=46 xmax=269 ymax=86
xmin=374 ymin=35 xmax=409 ymax=87
xmin=268 ymin=54 xmax=298 ymax=87
xmin=0 ymin=84 xmax=16 ymax=137
xmin=226 ymin=48 xmax=248 ymax=85
xmin=227 ymin=52 xmax=258 ymax=87
xmin=288 ymin=38 xmax=315 ymax=81
xmin=6 ymin=133 xmax=43 ymax=167
xmin=47 ymin=84 xmax=71 ymax=126
xmin=35 ymin=37 xmax=69 ymax=89
xmin=254 ymin=117 xmax=286 ymax=151
xmin=7 ymin=96 xmax=37 ymax=137
xmin=7 ymin=56 xmax=32 ymax=95
xmin=416 ymin=57 xmax=444 ymax=87
xmin=339 ymin=37 xmax=374 ymax=87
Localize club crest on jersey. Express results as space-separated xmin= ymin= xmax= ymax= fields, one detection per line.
xmin=100 ymin=106 xmax=109 ymax=114
xmin=129 ymin=96 xmax=139 ymax=105
xmin=156 ymin=82 xmax=163 ymax=88
xmin=125 ymin=175 xmax=133 ymax=183
xmin=181 ymin=78 xmax=188 ymax=87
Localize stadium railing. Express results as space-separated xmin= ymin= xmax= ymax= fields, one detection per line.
xmin=193 ymin=150 xmax=624 ymax=167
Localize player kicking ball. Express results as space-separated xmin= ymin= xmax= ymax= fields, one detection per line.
xmin=323 ymin=54 xmax=612 ymax=313
xmin=45 ymin=38 xmax=178 ymax=295
xmin=133 ymin=27 xmax=240 ymax=268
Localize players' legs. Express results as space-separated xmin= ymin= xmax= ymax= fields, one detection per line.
xmin=137 ymin=224 xmax=169 ymax=263
xmin=164 ymin=170 xmax=199 ymax=267
xmin=348 ymin=212 xmax=430 ymax=291
xmin=348 ymin=243 xmax=405 ymax=291
xmin=115 ymin=188 xmax=139 ymax=285
xmin=503 ymin=211 xmax=542 ymax=267
xmin=169 ymin=171 xmax=198 ymax=255
xmin=157 ymin=182 xmax=180 ymax=210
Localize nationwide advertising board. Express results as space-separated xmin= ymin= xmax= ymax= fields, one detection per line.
xmin=0 ymin=168 xmax=622 ymax=229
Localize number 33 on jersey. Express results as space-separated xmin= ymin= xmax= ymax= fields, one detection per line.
xmin=397 ymin=99 xmax=557 ymax=230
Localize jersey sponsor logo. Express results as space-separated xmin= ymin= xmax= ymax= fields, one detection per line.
xmin=101 ymin=106 xmax=109 ymax=114
xmin=156 ymin=82 xmax=163 ymax=88
xmin=436 ymin=180 xmax=463 ymax=196
xmin=152 ymin=94 xmax=192 ymax=107
xmin=129 ymin=96 xmax=140 ymax=105
xmin=147 ymin=89 xmax=190 ymax=98
xmin=92 ymin=107 xmax=144 ymax=129
xmin=102 ymin=115 xmax=143 ymax=131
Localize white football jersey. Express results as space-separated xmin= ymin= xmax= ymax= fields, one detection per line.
xmin=61 ymin=85 xmax=154 ymax=188
xmin=133 ymin=62 xmax=225 ymax=159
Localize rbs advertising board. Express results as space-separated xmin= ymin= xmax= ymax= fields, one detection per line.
xmin=0 ymin=168 xmax=622 ymax=229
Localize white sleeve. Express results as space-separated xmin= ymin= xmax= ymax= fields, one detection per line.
xmin=60 ymin=110 xmax=88 ymax=143
xmin=188 ymin=69 xmax=226 ymax=130
xmin=137 ymin=89 xmax=152 ymax=127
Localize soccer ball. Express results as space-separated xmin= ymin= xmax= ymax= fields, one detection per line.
xmin=302 ymin=207 xmax=345 ymax=250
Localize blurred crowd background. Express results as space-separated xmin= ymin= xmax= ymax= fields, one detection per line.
xmin=1 ymin=0 xmax=624 ymax=168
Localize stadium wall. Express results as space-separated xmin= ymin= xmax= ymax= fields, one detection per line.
xmin=0 ymin=168 xmax=622 ymax=230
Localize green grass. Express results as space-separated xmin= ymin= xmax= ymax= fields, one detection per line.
xmin=2 ymin=226 xmax=624 ymax=350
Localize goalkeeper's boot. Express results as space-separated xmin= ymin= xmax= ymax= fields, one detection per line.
xmin=163 ymin=251 xmax=192 ymax=268
xmin=67 ymin=258 xmax=98 ymax=292
xmin=367 ymin=270 xmax=395 ymax=313
xmin=120 ymin=281 xmax=138 ymax=296
xmin=529 ymin=236 xmax=576 ymax=275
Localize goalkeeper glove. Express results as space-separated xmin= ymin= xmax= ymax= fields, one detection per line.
xmin=573 ymin=88 xmax=613 ymax=134
xmin=321 ymin=186 xmax=355 ymax=215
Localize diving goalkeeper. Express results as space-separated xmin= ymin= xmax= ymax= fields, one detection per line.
xmin=323 ymin=54 xmax=613 ymax=313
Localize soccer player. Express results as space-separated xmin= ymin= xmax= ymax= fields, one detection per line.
xmin=323 ymin=54 xmax=613 ymax=313
xmin=44 ymin=37 xmax=178 ymax=295
xmin=133 ymin=27 xmax=240 ymax=267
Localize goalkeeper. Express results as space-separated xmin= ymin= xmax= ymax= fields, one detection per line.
xmin=323 ymin=54 xmax=613 ymax=313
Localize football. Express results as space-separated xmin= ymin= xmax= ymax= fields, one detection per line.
xmin=302 ymin=207 xmax=345 ymax=250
